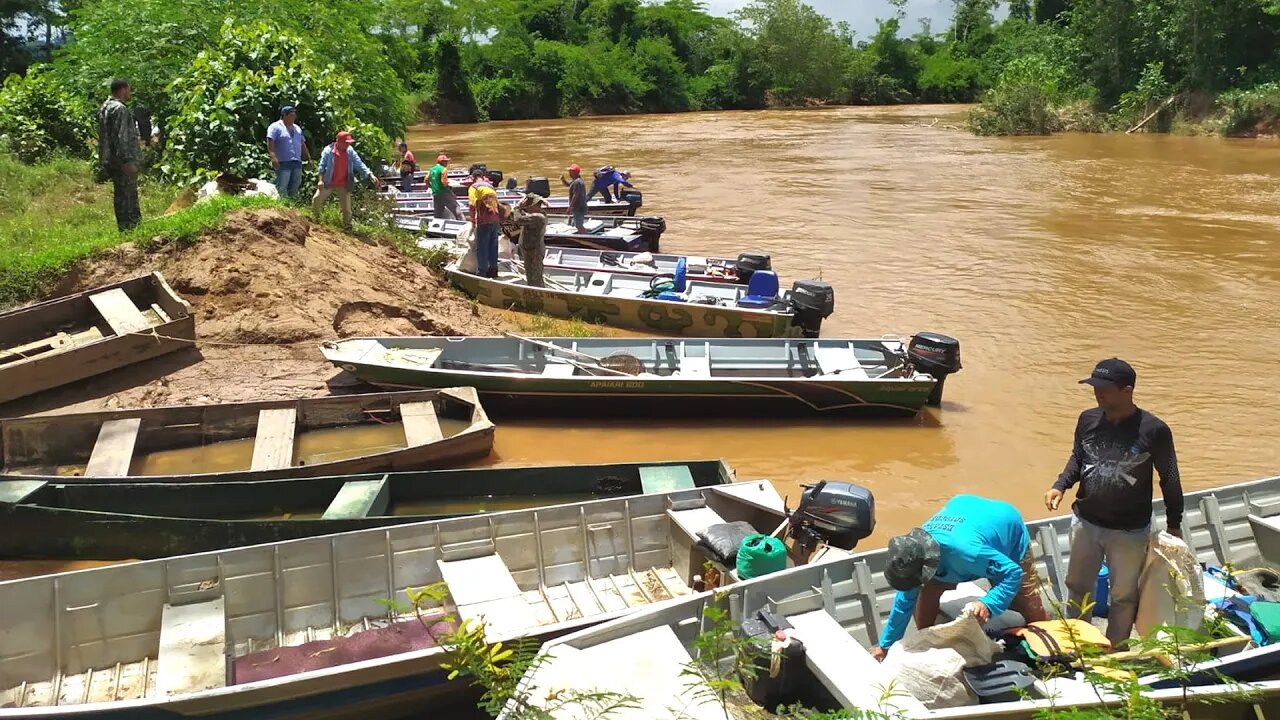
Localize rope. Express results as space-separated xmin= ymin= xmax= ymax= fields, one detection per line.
xmin=125 ymin=328 xmax=323 ymax=348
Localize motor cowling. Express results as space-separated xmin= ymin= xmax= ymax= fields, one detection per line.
xmin=486 ymin=169 xmax=504 ymax=186
xmin=787 ymin=481 xmax=875 ymax=553
xmin=621 ymin=190 xmax=643 ymax=215
xmin=525 ymin=176 xmax=552 ymax=197
xmin=734 ymin=252 xmax=772 ymax=284
xmin=787 ymin=280 xmax=835 ymax=338
xmin=637 ymin=216 xmax=666 ymax=253
xmin=907 ymin=332 xmax=962 ymax=407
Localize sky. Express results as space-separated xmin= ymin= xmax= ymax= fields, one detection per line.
xmin=701 ymin=0 xmax=959 ymax=40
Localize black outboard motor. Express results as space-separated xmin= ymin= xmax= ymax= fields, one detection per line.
xmin=907 ymin=332 xmax=962 ymax=407
xmin=621 ymin=190 xmax=643 ymax=216
xmin=636 ymin=216 xmax=666 ymax=253
xmin=467 ymin=163 xmax=487 ymax=177
xmin=486 ymin=169 xmax=504 ymax=186
xmin=505 ymin=176 xmax=518 ymax=190
xmin=525 ymin=176 xmax=552 ymax=197
xmin=786 ymin=481 xmax=875 ymax=556
xmin=734 ymin=252 xmax=772 ymax=284
xmin=787 ymin=280 xmax=834 ymax=338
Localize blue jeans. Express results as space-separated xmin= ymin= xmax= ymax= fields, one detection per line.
xmin=275 ymin=160 xmax=303 ymax=198
xmin=572 ymin=208 xmax=587 ymax=229
xmin=475 ymin=223 xmax=500 ymax=278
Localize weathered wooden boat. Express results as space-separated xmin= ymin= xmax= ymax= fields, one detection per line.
xmin=509 ymin=473 xmax=1280 ymax=719
xmin=0 ymin=459 xmax=735 ymax=559
xmin=320 ymin=335 xmax=963 ymax=417
xmin=390 ymin=189 xmax=641 ymax=217
xmin=396 ymin=214 xmax=668 ymax=253
xmin=0 ymin=388 xmax=494 ymax=484
xmin=0 ymin=273 xmax=194 ymax=406
xmin=0 ymin=478 xmax=793 ymax=718
xmin=446 ymin=259 xmax=837 ymax=338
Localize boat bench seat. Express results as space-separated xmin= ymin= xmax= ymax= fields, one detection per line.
xmin=677 ymin=356 xmax=710 ymax=377
xmin=667 ymin=504 xmax=726 ymax=543
xmin=84 ymin=418 xmax=142 ymax=477
xmin=542 ymin=362 xmax=577 ymax=377
xmin=89 ymin=288 xmax=151 ymax=337
xmin=322 ymin=475 xmax=390 ymax=520
xmin=639 ymin=465 xmax=696 ymax=494
xmin=156 ymin=597 xmax=227 ymax=697
xmin=584 ymin=272 xmax=612 ymax=295
xmin=400 ymin=401 xmax=444 ymax=447
xmin=249 ymin=408 xmax=297 ymax=471
xmin=439 ymin=554 xmax=539 ymax=637
xmin=786 ymin=609 xmax=927 ymax=714
xmin=815 ymin=345 xmax=868 ymax=379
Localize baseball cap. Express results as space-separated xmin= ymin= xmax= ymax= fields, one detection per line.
xmin=1080 ymin=358 xmax=1136 ymax=389
xmin=884 ymin=528 xmax=941 ymax=591
xmin=568 ymin=163 xmax=581 ymax=173
xmin=520 ymin=193 xmax=545 ymax=206
xmin=437 ymin=154 xmax=449 ymax=163
xmin=280 ymin=105 xmax=295 ymax=117
xmin=398 ymin=141 xmax=408 ymax=148
xmin=335 ymin=130 xmax=355 ymax=143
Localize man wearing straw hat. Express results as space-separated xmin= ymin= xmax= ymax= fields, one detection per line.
xmin=507 ymin=193 xmax=548 ymax=287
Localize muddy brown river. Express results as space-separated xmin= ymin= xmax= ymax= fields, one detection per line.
xmin=409 ymin=104 xmax=1280 ymax=536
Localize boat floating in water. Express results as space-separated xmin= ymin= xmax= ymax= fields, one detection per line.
xmin=446 ymin=258 xmax=837 ymax=338
xmin=0 ymin=388 xmax=494 ymax=484
xmin=508 ymin=473 xmax=1280 ymax=719
xmin=0 ymin=478 xmax=808 ymax=718
xmin=0 ymin=272 xmax=195 ymax=405
xmin=389 ymin=189 xmax=641 ymax=217
xmin=400 ymin=214 xmax=668 ymax=254
xmin=320 ymin=335 xmax=963 ymax=417
xmin=0 ymin=459 xmax=736 ymax=559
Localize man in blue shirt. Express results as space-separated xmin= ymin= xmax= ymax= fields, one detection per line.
xmin=871 ymin=495 xmax=1048 ymax=660
xmin=266 ymin=105 xmax=311 ymax=199
xmin=587 ymin=166 xmax=634 ymax=203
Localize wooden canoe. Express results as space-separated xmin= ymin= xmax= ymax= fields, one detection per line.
xmin=0 ymin=459 xmax=735 ymax=559
xmin=0 ymin=388 xmax=494 ymax=484
xmin=398 ymin=214 xmax=667 ymax=253
xmin=0 ymin=479 xmax=789 ymax=717
xmin=320 ymin=336 xmax=943 ymax=417
xmin=0 ymin=272 xmax=194 ymax=406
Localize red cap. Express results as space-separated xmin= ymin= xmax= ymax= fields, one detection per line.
xmin=437 ymin=154 xmax=449 ymax=163
xmin=568 ymin=163 xmax=581 ymax=174
xmin=335 ymin=130 xmax=355 ymax=143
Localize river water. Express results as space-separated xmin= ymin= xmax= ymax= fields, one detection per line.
xmin=408 ymin=104 xmax=1280 ymax=537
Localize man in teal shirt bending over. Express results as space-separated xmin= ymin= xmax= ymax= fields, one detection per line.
xmin=871 ymin=495 xmax=1049 ymax=660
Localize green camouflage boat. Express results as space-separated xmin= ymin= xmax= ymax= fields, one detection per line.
xmin=320 ymin=334 xmax=963 ymax=418
xmin=445 ymin=259 xmax=835 ymax=338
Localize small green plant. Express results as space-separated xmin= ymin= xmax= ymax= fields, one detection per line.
xmin=675 ymin=594 xmax=763 ymax=719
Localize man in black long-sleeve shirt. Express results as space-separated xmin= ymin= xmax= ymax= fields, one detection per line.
xmin=1044 ymin=358 xmax=1183 ymax=646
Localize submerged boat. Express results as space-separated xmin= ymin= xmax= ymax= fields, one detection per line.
xmin=320 ymin=335 xmax=963 ymax=417
xmin=509 ymin=472 xmax=1280 ymax=719
xmin=0 ymin=478 xmax=806 ymax=718
xmin=445 ymin=259 xmax=837 ymax=338
xmin=0 ymin=388 xmax=493 ymax=484
xmin=397 ymin=214 xmax=668 ymax=253
xmin=0 ymin=459 xmax=735 ymax=559
xmin=0 ymin=272 xmax=194 ymax=405
xmin=390 ymin=189 xmax=641 ymax=217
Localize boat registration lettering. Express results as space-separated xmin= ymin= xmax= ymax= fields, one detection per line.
xmin=588 ymin=380 xmax=646 ymax=389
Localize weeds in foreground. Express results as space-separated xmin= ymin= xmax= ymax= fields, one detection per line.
xmin=514 ymin=312 xmax=606 ymax=338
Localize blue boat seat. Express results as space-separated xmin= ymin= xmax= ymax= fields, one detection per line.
xmin=737 ymin=271 xmax=779 ymax=309
xmin=656 ymin=291 xmax=686 ymax=302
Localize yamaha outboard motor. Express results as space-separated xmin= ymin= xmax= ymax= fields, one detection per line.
xmin=467 ymin=163 xmax=487 ymax=178
xmin=734 ymin=252 xmax=772 ymax=284
xmin=787 ymin=280 xmax=834 ymax=338
xmin=505 ymin=176 xmax=518 ymax=190
xmin=907 ymin=332 xmax=962 ymax=407
xmin=525 ymin=176 xmax=551 ymax=197
xmin=636 ymin=216 xmax=666 ymax=253
xmin=786 ymin=481 xmax=875 ymax=556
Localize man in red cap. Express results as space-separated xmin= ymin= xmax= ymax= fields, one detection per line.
xmin=313 ymin=130 xmax=381 ymax=231
xmin=559 ymin=163 xmax=588 ymax=233
xmin=428 ymin=153 xmax=459 ymax=220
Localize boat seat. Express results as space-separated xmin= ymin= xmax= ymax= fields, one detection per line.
xmin=89 ymin=288 xmax=151 ymax=336
xmin=249 ymin=408 xmax=297 ymax=471
xmin=156 ymin=598 xmax=227 ymax=697
xmin=938 ymin=581 xmax=1025 ymax=633
xmin=667 ymin=504 xmax=727 ymax=542
xmin=542 ymin=362 xmax=577 ymax=377
xmin=582 ymin=219 xmax=606 ymax=233
xmin=639 ymin=465 xmax=696 ymax=494
xmin=677 ymin=355 xmax=710 ymax=377
xmin=321 ymin=475 xmax=390 ymax=519
xmin=439 ymin=554 xmax=539 ymax=637
xmin=584 ymin=272 xmax=612 ymax=295
xmin=400 ymin=401 xmax=444 ymax=447
xmin=84 ymin=418 xmax=142 ymax=477
xmin=787 ymin=609 xmax=927 ymax=714
xmin=736 ymin=271 xmax=779 ymax=309
xmin=815 ymin=345 xmax=868 ymax=378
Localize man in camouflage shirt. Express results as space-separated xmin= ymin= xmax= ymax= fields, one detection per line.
xmin=98 ymin=79 xmax=142 ymax=231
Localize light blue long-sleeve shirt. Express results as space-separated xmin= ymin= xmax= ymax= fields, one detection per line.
xmin=878 ymin=495 xmax=1030 ymax=649
xmin=317 ymin=143 xmax=373 ymax=189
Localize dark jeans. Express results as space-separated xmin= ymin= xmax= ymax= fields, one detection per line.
xmin=111 ymin=169 xmax=141 ymax=231
xmin=475 ymin=223 xmax=500 ymax=278
xmin=586 ymin=185 xmax=614 ymax=203
xmin=434 ymin=191 xmax=460 ymax=220
xmin=400 ymin=171 xmax=415 ymax=193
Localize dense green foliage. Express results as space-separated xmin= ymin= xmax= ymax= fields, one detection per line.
xmin=0 ymin=68 xmax=92 ymax=162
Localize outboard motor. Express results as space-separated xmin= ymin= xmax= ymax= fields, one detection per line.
xmin=907 ymin=332 xmax=962 ymax=407
xmin=467 ymin=163 xmax=487 ymax=177
xmin=787 ymin=280 xmax=834 ymax=338
xmin=786 ymin=481 xmax=875 ymax=556
xmin=734 ymin=252 xmax=772 ymax=284
xmin=636 ymin=216 xmax=666 ymax=253
xmin=621 ymin=190 xmax=643 ymax=215
xmin=505 ymin=176 xmax=518 ymax=190
xmin=525 ymin=176 xmax=552 ymax=197
xmin=486 ymin=169 xmax=504 ymax=186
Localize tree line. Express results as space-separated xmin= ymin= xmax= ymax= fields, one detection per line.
xmin=1 ymin=0 xmax=1278 ymax=179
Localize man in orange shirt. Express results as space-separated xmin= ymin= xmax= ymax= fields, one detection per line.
xmin=313 ymin=130 xmax=381 ymax=231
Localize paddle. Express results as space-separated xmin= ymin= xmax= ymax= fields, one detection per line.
xmin=503 ymin=332 xmax=635 ymax=376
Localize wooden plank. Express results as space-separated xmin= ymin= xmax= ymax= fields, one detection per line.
xmin=639 ymin=465 xmax=696 ymax=494
xmin=321 ymin=476 xmax=390 ymax=519
xmin=787 ymin=609 xmax=927 ymax=714
xmin=156 ymin=598 xmax=227 ymax=697
xmin=84 ymin=418 xmax=142 ymax=477
xmin=249 ymin=408 xmax=296 ymax=471
xmin=400 ymin=401 xmax=444 ymax=447
xmin=89 ymin=288 xmax=151 ymax=337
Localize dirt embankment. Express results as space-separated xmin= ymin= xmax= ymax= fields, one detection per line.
xmin=12 ymin=209 xmax=511 ymax=415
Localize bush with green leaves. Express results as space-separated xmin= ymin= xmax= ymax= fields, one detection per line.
xmin=0 ymin=67 xmax=94 ymax=163
xmin=970 ymin=54 xmax=1076 ymax=135
xmin=164 ymin=21 xmax=388 ymax=183
xmin=1218 ymin=81 xmax=1280 ymax=136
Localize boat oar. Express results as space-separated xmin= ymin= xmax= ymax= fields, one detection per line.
xmin=503 ymin=332 xmax=635 ymax=376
